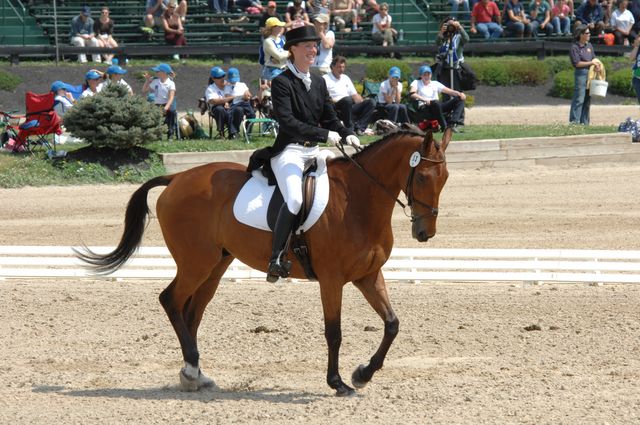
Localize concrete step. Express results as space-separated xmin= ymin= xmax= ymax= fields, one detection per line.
xmin=162 ymin=133 xmax=637 ymax=173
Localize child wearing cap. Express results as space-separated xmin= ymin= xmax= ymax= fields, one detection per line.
xmin=51 ymin=81 xmax=75 ymax=117
xmin=81 ymin=69 xmax=105 ymax=98
xmin=100 ymin=65 xmax=133 ymax=95
xmin=226 ymin=68 xmax=256 ymax=139
xmin=377 ymin=66 xmax=409 ymax=124
xmin=143 ymin=63 xmax=178 ymax=136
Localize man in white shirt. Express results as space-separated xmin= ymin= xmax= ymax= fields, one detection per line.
xmin=409 ymin=64 xmax=466 ymax=132
xmin=322 ymin=56 xmax=376 ymax=135
xmin=226 ymin=67 xmax=256 ymax=140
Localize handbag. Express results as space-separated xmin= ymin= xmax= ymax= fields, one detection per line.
xmin=457 ymin=62 xmax=477 ymax=91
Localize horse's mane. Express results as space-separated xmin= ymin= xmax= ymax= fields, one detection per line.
xmin=331 ymin=126 xmax=427 ymax=163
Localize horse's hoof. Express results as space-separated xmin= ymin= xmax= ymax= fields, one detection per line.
xmin=179 ymin=368 xmax=200 ymax=392
xmin=351 ymin=364 xmax=368 ymax=389
xmin=197 ymin=371 xmax=217 ymax=389
xmin=335 ymin=384 xmax=356 ymax=397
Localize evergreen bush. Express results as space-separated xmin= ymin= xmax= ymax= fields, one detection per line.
xmin=63 ymin=84 xmax=164 ymax=149
xmin=0 ymin=70 xmax=23 ymax=91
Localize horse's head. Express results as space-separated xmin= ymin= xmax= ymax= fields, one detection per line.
xmin=406 ymin=128 xmax=451 ymax=242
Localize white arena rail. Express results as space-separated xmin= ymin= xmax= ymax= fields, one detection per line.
xmin=1 ymin=246 xmax=640 ymax=284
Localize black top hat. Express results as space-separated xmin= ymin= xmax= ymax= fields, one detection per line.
xmin=284 ymin=26 xmax=321 ymax=50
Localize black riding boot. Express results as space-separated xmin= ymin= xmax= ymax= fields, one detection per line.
xmin=266 ymin=205 xmax=297 ymax=282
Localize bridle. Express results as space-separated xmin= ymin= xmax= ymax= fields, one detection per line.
xmin=336 ymin=141 xmax=445 ymax=222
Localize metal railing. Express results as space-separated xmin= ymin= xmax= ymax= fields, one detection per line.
xmin=1 ymin=0 xmax=26 ymax=46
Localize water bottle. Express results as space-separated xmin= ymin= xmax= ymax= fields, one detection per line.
xmin=399 ymin=29 xmax=404 ymax=42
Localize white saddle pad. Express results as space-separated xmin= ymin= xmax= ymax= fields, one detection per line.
xmin=233 ymin=149 xmax=334 ymax=233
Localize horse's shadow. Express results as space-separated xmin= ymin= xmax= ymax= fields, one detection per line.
xmin=32 ymin=384 xmax=329 ymax=404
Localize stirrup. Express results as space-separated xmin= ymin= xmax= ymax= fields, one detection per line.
xmin=266 ymin=256 xmax=292 ymax=282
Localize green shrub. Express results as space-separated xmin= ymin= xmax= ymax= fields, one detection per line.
xmin=544 ymin=57 xmax=573 ymax=75
xmin=63 ymin=83 xmax=164 ymax=149
xmin=365 ymin=59 xmax=413 ymax=81
xmin=0 ymin=70 xmax=23 ymax=91
xmin=550 ymin=69 xmax=574 ymax=99
xmin=608 ymin=68 xmax=634 ymax=97
xmin=468 ymin=58 xmax=549 ymax=85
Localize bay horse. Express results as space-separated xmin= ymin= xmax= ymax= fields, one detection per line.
xmin=77 ymin=127 xmax=451 ymax=396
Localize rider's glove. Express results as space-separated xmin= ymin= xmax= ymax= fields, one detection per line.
xmin=345 ymin=135 xmax=361 ymax=147
xmin=326 ymin=131 xmax=341 ymax=146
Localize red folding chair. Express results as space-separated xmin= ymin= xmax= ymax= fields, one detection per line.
xmin=2 ymin=92 xmax=62 ymax=154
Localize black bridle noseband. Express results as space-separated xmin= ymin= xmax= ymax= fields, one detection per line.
xmin=336 ymin=141 xmax=445 ymax=222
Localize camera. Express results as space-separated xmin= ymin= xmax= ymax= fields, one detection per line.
xmin=443 ymin=20 xmax=458 ymax=34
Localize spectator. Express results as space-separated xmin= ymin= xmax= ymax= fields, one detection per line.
xmin=205 ymin=66 xmax=232 ymax=139
xmin=569 ymin=25 xmax=600 ymax=125
xmin=259 ymin=1 xmax=283 ymax=30
xmin=409 ymin=64 xmax=466 ymax=132
xmin=529 ymin=0 xmax=554 ymax=36
xmin=100 ymin=64 xmax=133 ymax=95
xmin=261 ymin=17 xmax=288 ymax=81
xmin=630 ymin=34 xmax=640 ymax=103
xmin=162 ymin=0 xmax=187 ymax=60
xmin=312 ymin=13 xmax=335 ymax=73
xmin=574 ymin=0 xmax=605 ymax=35
xmin=610 ymin=0 xmax=636 ymax=45
xmin=331 ymin=0 xmax=359 ymax=31
xmin=503 ymin=0 xmax=533 ymax=38
xmin=236 ymin=0 xmax=265 ymax=14
xmin=80 ymin=70 xmax=104 ymax=98
xmin=470 ymin=0 xmax=504 ymax=39
xmin=630 ymin=0 xmax=640 ymax=40
xmin=145 ymin=0 xmax=168 ymax=28
xmin=209 ymin=0 xmax=228 ymax=14
xmin=307 ymin=0 xmax=331 ymax=19
xmin=70 ymin=5 xmax=101 ymax=63
xmin=551 ymin=0 xmax=572 ymax=35
xmin=377 ymin=66 xmax=409 ymax=124
xmin=323 ymin=56 xmax=376 ymax=135
xmin=450 ymin=0 xmax=471 ymax=20
xmin=226 ymin=68 xmax=256 ymax=139
xmin=286 ymin=0 xmax=311 ymax=28
xmin=371 ymin=3 xmax=398 ymax=48
xmin=51 ymin=81 xmax=75 ymax=117
xmin=93 ymin=7 xmax=117 ymax=65
xmin=142 ymin=63 xmax=177 ymax=137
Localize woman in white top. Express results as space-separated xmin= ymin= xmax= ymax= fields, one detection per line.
xmin=610 ymin=0 xmax=635 ymax=45
xmin=261 ymin=17 xmax=289 ymax=81
xmin=80 ymin=70 xmax=104 ymax=98
xmin=377 ymin=66 xmax=408 ymax=124
xmin=371 ymin=3 xmax=397 ymax=47
xmin=409 ymin=64 xmax=466 ymax=131
xmin=311 ymin=13 xmax=334 ymax=74
xmin=142 ymin=62 xmax=177 ymax=138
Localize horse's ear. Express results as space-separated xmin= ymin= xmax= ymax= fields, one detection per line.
xmin=423 ymin=130 xmax=434 ymax=153
xmin=441 ymin=127 xmax=453 ymax=151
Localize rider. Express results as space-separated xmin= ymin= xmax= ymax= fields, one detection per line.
xmin=266 ymin=25 xmax=360 ymax=282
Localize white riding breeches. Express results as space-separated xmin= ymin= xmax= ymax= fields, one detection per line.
xmin=270 ymin=144 xmax=320 ymax=215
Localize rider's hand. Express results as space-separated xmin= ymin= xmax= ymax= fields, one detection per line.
xmin=346 ymin=135 xmax=361 ymax=147
xmin=327 ymin=131 xmax=341 ymax=146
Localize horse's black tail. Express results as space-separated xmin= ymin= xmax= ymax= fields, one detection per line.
xmin=74 ymin=175 xmax=173 ymax=275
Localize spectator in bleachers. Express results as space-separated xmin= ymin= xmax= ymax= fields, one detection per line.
xmin=450 ymin=0 xmax=471 ymax=20
xmin=143 ymin=63 xmax=178 ymax=137
xmin=323 ymin=56 xmax=376 ymax=135
xmin=551 ymin=0 xmax=572 ymax=35
xmin=610 ymin=0 xmax=636 ymax=45
xmin=331 ymin=0 xmax=360 ymax=31
xmin=80 ymin=70 xmax=104 ymax=98
xmin=503 ymin=0 xmax=533 ymax=38
xmin=162 ymin=0 xmax=187 ymax=60
xmin=371 ymin=3 xmax=398 ymax=47
xmin=100 ymin=64 xmax=134 ymax=95
xmin=574 ymin=0 xmax=605 ymax=34
xmin=51 ymin=81 xmax=75 ymax=117
xmin=569 ymin=25 xmax=600 ymax=124
xmin=600 ymin=0 xmax=614 ymax=24
xmin=94 ymin=7 xmax=117 ymax=65
xmin=226 ymin=67 xmax=256 ymax=139
xmin=312 ymin=13 xmax=335 ymax=73
xmin=261 ymin=18 xmax=288 ymax=80
xmin=146 ymin=0 xmax=187 ymax=28
xmin=236 ymin=0 xmax=265 ymax=14
xmin=470 ymin=0 xmax=504 ymax=39
xmin=209 ymin=0 xmax=229 ymax=14
xmin=286 ymin=0 xmax=311 ymax=28
xmin=307 ymin=0 xmax=331 ymax=20
xmin=259 ymin=1 xmax=283 ymax=30
xmin=70 ymin=5 xmax=102 ymax=63
xmin=409 ymin=65 xmax=466 ymax=132
xmin=529 ymin=0 xmax=554 ymax=36
xmin=377 ymin=66 xmax=409 ymax=124
xmin=205 ymin=66 xmax=232 ymax=139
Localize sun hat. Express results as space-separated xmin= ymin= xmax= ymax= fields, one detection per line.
xmin=106 ymin=65 xmax=127 ymax=75
xmin=81 ymin=5 xmax=91 ymax=16
xmin=419 ymin=65 xmax=432 ymax=76
xmin=210 ymin=66 xmax=226 ymax=78
xmin=152 ymin=63 xmax=173 ymax=74
xmin=227 ymin=67 xmax=240 ymax=84
xmin=314 ymin=13 xmax=330 ymax=23
xmin=85 ymin=70 xmax=102 ymax=80
xmin=389 ymin=66 xmax=401 ymax=78
xmin=265 ymin=17 xmax=285 ymax=28
xmin=283 ymin=25 xmax=321 ymax=49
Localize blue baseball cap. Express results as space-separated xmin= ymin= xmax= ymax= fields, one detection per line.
xmin=106 ymin=65 xmax=127 ymax=75
xmin=81 ymin=5 xmax=91 ymax=16
xmin=152 ymin=63 xmax=173 ymax=74
xmin=389 ymin=66 xmax=401 ymax=78
xmin=419 ymin=65 xmax=432 ymax=76
xmin=210 ymin=66 xmax=226 ymax=78
xmin=227 ymin=67 xmax=240 ymax=83
xmin=51 ymin=80 xmax=68 ymax=92
xmin=85 ymin=70 xmax=102 ymax=80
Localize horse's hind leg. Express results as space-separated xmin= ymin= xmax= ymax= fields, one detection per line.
xmin=351 ymin=270 xmax=399 ymax=389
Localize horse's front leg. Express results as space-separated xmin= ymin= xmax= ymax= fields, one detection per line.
xmin=351 ymin=269 xmax=399 ymax=389
xmin=319 ymin=282 xmax=355 ymax=396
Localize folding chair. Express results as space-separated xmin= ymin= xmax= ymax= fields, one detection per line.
xmin=360 ymin=79 xmax=388 ymax=122
xmin=241 ymin=95 xmax=278 ymax=143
